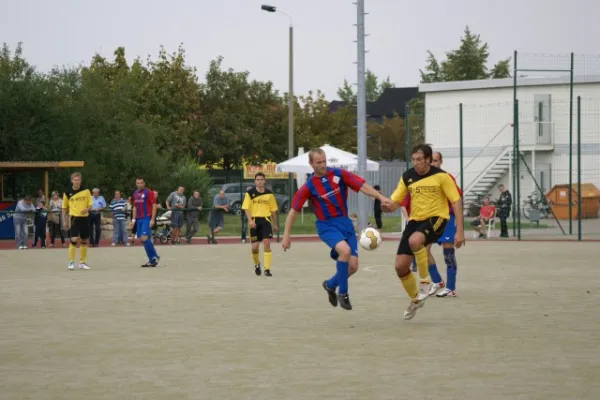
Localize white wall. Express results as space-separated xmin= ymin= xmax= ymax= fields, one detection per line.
xmin=424 ymin=82 xmax=600 ymax=193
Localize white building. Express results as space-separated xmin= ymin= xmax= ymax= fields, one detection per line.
xmin=419 ymin=75 xmax=600 ymax=206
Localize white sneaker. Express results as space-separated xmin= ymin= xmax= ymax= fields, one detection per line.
xmin=428 ymin=282 xmax=445 ymax=296
xmin=436 ymin=288 xmax=456 ymax=298
xmin=418 ymin=279 xmax=432 ymax=301
xmin=68 ymin=262 xmax=75 ymax=270
xmin=79 ymin=263 xmax=90 ymax=270
xmin=403 ymin=298 xmax=426 ymax=320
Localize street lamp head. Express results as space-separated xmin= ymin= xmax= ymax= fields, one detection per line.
xmin=261 ymin=5 xmax=276 ymax=12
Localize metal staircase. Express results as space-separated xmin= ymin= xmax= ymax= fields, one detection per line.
xmin=463 ymin=146 xmax=512 ymax=206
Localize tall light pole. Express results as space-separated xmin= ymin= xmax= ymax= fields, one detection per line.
xmin=356 ymin=0 xmax=368 ymax=232
xmin=262 ymin=5 xmax=294 ymax=205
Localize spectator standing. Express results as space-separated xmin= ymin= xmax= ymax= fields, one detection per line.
xmin=166 ymin=186 xmax=186 ymax=244
xmin=184 ymin=190 xmax=203 ymax=243
xmin=13 ymin=195 xmax=36 ymax=249
xmin=208 ymin=189 xmax=229 ymax=244
xmin=110 ymin=190 xmax=129 ymax=246
xmin=48 ymin=191 xmax=65 ymax=247
xmin=497 ymin=184 xmax=512 ymax=238
xmin=373 ymin=184 xmax=383 ymax=229
xmin=89 ymin=188 xmax=106 ymax=247
xmin=32 ymin=200 xmax=47 ymax=248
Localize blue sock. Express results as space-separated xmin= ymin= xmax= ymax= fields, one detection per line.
xmin=411 ymin=259 xmax=417 ymax=272
xmin=336 ymin=260 xmax=350 ymax=294
xmin=428 ymin=264 xmax=443 ymax=284
xmin=143 ymin=238 xmax=158 ymax=262
xmin=443 ymin=248 xmax=458 ymax=291
xmin=326 ymin=274 xmax=338 ymax=290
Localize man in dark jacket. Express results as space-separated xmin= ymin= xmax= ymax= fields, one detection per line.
xmin=373 ymin=185 xmax=383 ymax=229
xmin=497 ymin=184 xmax=512 ymax=237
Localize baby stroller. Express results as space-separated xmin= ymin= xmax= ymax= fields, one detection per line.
xmin=152 ymin=210 xmax=173 ymax=244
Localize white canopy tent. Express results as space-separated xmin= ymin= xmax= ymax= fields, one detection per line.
xmin=275 ymin=144 xmax=380 ymax=174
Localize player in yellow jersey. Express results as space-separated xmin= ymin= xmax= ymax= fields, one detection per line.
xmin=382 ymin=144 xmax=465 ymax=320
xmin=242 ymin=172 xmax=279 ymax=277
xmin=61 ymin=172 xmax=93 ymax=270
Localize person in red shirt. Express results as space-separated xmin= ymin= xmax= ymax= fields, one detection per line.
xmin=471 ymin=197 xmax=496 ymax=238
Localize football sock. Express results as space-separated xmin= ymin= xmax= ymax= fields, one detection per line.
xmin=336 ymin=260 xmax=349 ymax=294
xmin=68 ymin=243 xmax=76 ymax=262
xmin=428 ymin=264 xmax=443 ymax=284
xmin=263 ymin=250 xmax=272 ymax=270
xmin=400 ymin=273 xmax=419 ymax=300
xmin=444 ymin=247 xmax=458 ymax=291
xmin=326 ymin=274 xmax=338 ymax=290
xmin=413 ymin=247 xmax=430 ymax=281
xmin=79 ymin=244 xmax=88 ymax=262
xmin=143 ymin=238 xmax=158 ymax=261
xmin=251 ymin=250 xmax=260 ymax=265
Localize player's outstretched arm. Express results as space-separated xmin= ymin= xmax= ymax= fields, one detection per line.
xmin=281 ymin=209 xmax=297 ymax=251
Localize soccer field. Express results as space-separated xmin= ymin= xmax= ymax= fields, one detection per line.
xmin=1 ymin=241 xmax=599 ymax=400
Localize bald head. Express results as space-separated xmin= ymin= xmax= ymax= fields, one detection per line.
xmin=431 ymin=151 xmax=443 ymax=168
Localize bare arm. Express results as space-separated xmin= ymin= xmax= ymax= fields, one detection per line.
xmin=151 ymin=203 xmax=157 ymax=222
xmin=283 ymin=209 xmax=298 ymax=238
xmin=452 ymin=200 xmax=464 ymax=233
xmin=359 ymin=183 xmax=385 ymax=201
xmin=271 ymin=210 xmax=278 ymax=231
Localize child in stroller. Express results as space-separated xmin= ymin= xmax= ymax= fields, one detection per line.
xmin=152 ymin=210 xmax=173 ymax=244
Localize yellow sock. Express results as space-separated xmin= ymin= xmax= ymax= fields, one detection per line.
xmin=251 ymin=251 xmax=260 ymax=265
xmin=400 ymin=273 xmax=419 ymax=300
xmin=68 ymin=244 xmax=76 ymax=262
xmin=264 ymin=250 xmax=272 ymax=270
xmin=413 ymin=247 xmax=430 ymax=281
xmin=80 ymin=244 xmax=88 ymax=263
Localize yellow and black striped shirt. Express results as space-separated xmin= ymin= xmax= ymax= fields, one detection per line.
xmin=242 ymin=188 xmax=278 ymax=218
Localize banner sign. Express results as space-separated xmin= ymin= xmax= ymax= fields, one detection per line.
xmin=243 ymin=163 xmax=295 ymax=180
xmin=0 ymin=202 xmax=16 ymax=240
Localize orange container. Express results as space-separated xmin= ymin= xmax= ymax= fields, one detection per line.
xmin=545 ymin=184 xmax=600 ymax=220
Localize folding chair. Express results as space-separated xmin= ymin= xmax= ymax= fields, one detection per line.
xmin=486 ymin=208 xmax=498 ymax=238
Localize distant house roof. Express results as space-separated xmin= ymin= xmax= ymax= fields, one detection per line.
xmin=419 ymin=74 xmax=600 ymax=94
xmin=329 ymin=87 xmax=419 ymax=118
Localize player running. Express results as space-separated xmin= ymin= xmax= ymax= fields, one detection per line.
xmin=401 ymin=151 xmax=462 ymax=297
xmin=131 ymin=177 xmax=160 ymax=267
xmin=281 ymin=147 xmax=393 ymax=311
xmin=242 ymin=172 xmax=279 ymax=277
xmin=382 ymin=144 xmax=464 ymax=320
xmin=62 ymin=172 xmax=93 ymax=270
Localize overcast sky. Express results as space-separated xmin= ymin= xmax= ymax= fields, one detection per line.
xmin=2 ymin=0 xmax=599 ymax=100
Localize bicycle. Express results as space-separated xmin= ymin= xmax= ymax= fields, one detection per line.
xmin=522 ymin=191 xmax=551 ymax=221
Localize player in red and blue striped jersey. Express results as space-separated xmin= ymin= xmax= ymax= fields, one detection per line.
xmin=131 ymin=177 xmax=160 ymax=267
xmin=401 ymin=151 xmax=462 ymax=297
xmin=281 ymin=148 xmax=393 ymax=311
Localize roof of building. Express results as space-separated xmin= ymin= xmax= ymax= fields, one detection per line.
xmin=328 ymin=87 xmax=419 ymax=118
xmin=419 ymin=74 xmax=600 ymax=94
xmin=0 ymin=161 xmax=85 ymax=172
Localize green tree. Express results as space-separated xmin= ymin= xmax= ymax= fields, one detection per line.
xmin=408 ymin=26 xmax=512 ymax=152
xmin=367 ymin=114 xmax=405 ymax=161
xmin=168 ymin=157 xmax=213 ymax=205
xmin=198 ymin=56 xmax=284 ymax=169
xmin=336 ymin=69 xmax=395 ymax=104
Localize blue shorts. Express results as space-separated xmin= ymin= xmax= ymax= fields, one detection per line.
xmin=136 ymin=218 xmax=151 ymax=238
xmin=437 ymin=214 xmax=456 ymax=245
xmin=316 ymin=216 xmax=359 ymax=260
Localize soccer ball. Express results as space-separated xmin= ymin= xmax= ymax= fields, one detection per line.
xmin=359 ymin=227 xmax=382 ymax=250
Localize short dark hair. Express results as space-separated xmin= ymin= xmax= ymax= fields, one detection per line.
xmin=24 ymin=194 xmax=32 ymax=201
xmin=373 ymin=184 xmax=381 ymax=190
xmin=255 ymin=172 xmax=266 ymax=179
xmin=411 ymin=143 xmax=433 ymax=161
xmin=136 ymin=176 xmax=144 ymax=181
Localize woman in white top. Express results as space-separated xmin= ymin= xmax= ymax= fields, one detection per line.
xmin=48 ymin=191 xmax=65 ymax=247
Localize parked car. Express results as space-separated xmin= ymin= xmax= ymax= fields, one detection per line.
xmin=208 ymin=183 xmax=291 ymax=215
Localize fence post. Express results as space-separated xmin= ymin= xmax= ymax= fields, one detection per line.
xmin=459 ymin=103 xmax=464 ymax=192
xmin=515 ymin=99 xmax=521 ymax=241
xmin=577 ymin=96 xmax=582 ymax=241
xmin=568 ymin=52 xmax=574 ymax=235
xmin=277 ymin=210 xmax=281 ymax=243
xmin=512 ymin=50 xmax=518 ymax=238
xmin=404 ymin=104 xmax=410 ymax=167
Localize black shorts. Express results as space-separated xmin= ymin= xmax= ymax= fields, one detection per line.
xmin=69 ymin=216 xmax=90 ymax=239
xmin=397 ymin=217 xmax=448 ymax=256
xmin=250 ymin=217 xmax=273 ymax=243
